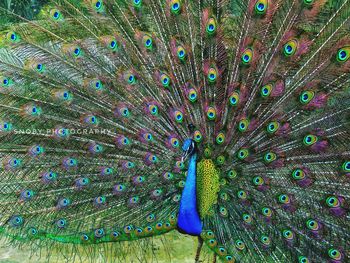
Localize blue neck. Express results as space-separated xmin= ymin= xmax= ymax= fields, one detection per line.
xmin=177 ymin=153 xmax=202 ymax=236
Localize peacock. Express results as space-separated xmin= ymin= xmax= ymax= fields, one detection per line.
xmin=0 ymin=0 xmax=349 ymax=262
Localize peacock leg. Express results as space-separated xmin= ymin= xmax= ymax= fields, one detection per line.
xmin=195 ymin=236 xmax=204 ymax=263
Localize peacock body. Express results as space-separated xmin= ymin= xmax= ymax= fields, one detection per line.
xmin=0 ymin=0 xmax=349 ymax=262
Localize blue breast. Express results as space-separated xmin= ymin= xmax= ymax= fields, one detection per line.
xmin=177 ymin=153 xmax=202 ymax=236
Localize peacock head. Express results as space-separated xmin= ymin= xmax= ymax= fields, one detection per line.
xmin=182 ymin=138 xmax=196 ymax=162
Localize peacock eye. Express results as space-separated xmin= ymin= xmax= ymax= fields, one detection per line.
xmin=216 ymin=132 xmax=225 ymax=145
xmin=93 ymin=0 xmax=103 ymax=11
xmin=264 ymin=152 xmax=276 ymax=163
xmin=238 ymin=119 xmax=249 ymax=132
xmin=229 ymin=92 xmax=240 ymax=106
xmin=306 ymin=219 xmax=319 ymax=230
xmin=57 ymin=218 xmax=67 ymax=228
xmin=262 ymin=207 xmax=272 ymax=216
xmin=160 ymin=73 xmax=171 ymax=88
xmin=261 ymin=84 xmax=272 ymax=97
xmin=253 ymin=176 xmax=264 ymax=186
xmin=267 ymin=121 xmax=279 ymax=133
xmin=170 ymin=0 xmax=181 ymax=15
xmin=133 ymin=0 xmax=142 ymax=7
xmin=336 ymin=47 xmax=350 ymax=62
xmin=299 ymin=90 xmax=315 ymax=104
xmin=193 ymin=130 xmax=202 ymax=143
xmin=278 ymin=194 xmax=290 ymax=204
xmin=206 ymin=107 xmax=216 ymax=120
xmin=7 ymin=31 xmax=20 ymax=43
xmin=148 ymin=104 xmax=159 ymax=116
xmin=283 ymin=39 xmax=298 ymax=56
xmin=235 ymin=239 xmax=245 ymax=250
xmin=303 ymin=0 xmax=314 ymax=5
xmin=206 ymin=18 xmax=217 ymax=35
xmin=255 ymin=0 xmax=268 ymax=14
xmin=237 ymin=148 xmax=249 ymax=160
xmin=216 ymin=155 xmax=225 ymax=165
xmin=282 ymin=229 xmax=294 ymax=239
xmin=50 ymin=9 xmax=63 ymax=21
xmin=326 ymin=196 xmax=340 ymax=208
xmin=108 ymin=38 xmax=119 ymax=51
xmin=298 ymin=256 xmax=309 ymax=263
xmin=292 ymin=168 xmax=305 ymax=180
xmin=174 ymin=110 xmax=183 ymax=123
xmin=328 ymin=249 xmax=342 ymax=260
xmin=188 ymin=89 xmax=197 ymax=102
xmin=342 ymin=161 xmax=350 ymax=172
xmin=143 ymin=35 xmax=153 ymax=49
xmin=170 ymin=137 xmax=180 ymax=148
xmin=227 ymin=169 xmax=237 ymax=179
xmin=241 ymin=48 xmax=253 ymax=65
xmin=73 ymin=47 xmax=82 ymax=57
xmin=177 ymin=46 xmax=186 ymax=60
xmin=260 ymin=235 xmax=270 ymax=245
xmin=207 ymin=67 xmax=217 ymax=83
xmin=242 ymin=213 xmax=251 ymax=223
xmin=303 ymin=134 xmax=318 ymax=146
xmin=36 ymin=63 xmax=45 ymax=73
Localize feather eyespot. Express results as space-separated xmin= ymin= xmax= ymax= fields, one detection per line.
xmin=303 ymin=0 xmax=314 ymax=6
xmin=238 ymin=119 xmax=249 ymax=132
xmin=299 ymin=90 xmax=315 ymax=104
xmin=7 ymin=31 xmax=20 ymax=43
xmin=306 ymin=219 xmax=319 ymax=231
xmin=241 ymin=48 xmax=253 ymax=65
xmin=133 ymin=0 xmax=142 ymax=8
xmin=188 ymin=89 xmax=198 ymax=102
xmin=261 ymin=84 xmax=272 ymax=97
xmin=326 ymin=196 xmax=340 ymax=208
xmin=262 ymin=207 xmax=272 ymax=217
xmin=266 ymin=121 xmax=279 ymax=133
xmin=206 ymin=18 xmax=217 ymax=35
xmin=193 ymin=130 xmax=202 ymax=142
xmin=255 ymin=0 xmax=268 ymax=15
xmin=170 ymin=0 xmax=181 ymax=15
xmin=56 ymin=219 xmax=67 ymax=228
xmin=143 ymin=35 xmax=153 ymax=49
xmin=235 ymin=240 xmax=245 ymax=250
xmin=207 ymin=67 xmax=218 ymax=83
xmin=92 ymin=0 xmax=104 ymax=12
xmin=328 ymin=249 xmax=342 ymax=261
xmin=292 ymin=168 xmax=305 ymax=180
xmin=278 ymin=194 xmax=290 ymax=204
xmin=216 ymin=133 xmax=225 ymax=145
xmin=260 ymin=235 xmax=271 ymax=245
xmin=303 ymin=134 xmax=318 ymax=146
xmin=253 ymin=176 xmax=264 ymax=186
xmin=282 ymin=229 xmax=294 ymax=240
xmin=237 ymin=149 xmax=249 ymax=160
xmin=229 ymin=92 xmax=239 ymax=106
xmin=283 ymin=39 xmax=298 ymax=57
xmin=298 ymin=256 xmax=310 ymax=263
xmin=206 ymin=107 xmax=216 ymax=120
xmin=337 ymin=47 xmax=350 ymax=62
xmin=227 ymin=169 xmax=237 ymax=179
xmin=342 ymin=161 xmax=350 ymax=172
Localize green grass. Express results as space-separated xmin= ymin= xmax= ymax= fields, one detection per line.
xmin=0 ymin=232 xmax=216 ymax=263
